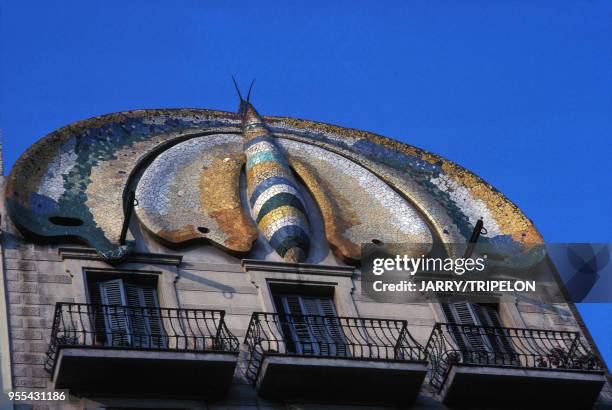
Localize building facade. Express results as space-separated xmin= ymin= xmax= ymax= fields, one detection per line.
xmin=0 ymin=98 xmax=610 ymax=409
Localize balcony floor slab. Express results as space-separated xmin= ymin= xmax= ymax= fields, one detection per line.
xmin=256 ymin=354 xmax=428 ymax=405
xmin=52 ymin=347 xmax=238 ymax=398
xmin=440 ymin=364 xmax=605 ymax=408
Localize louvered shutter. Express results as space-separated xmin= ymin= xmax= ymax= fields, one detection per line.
xmin=98 ymin=279 xmax=131 ymax=346
xmin=301 ymin=297 xmax=330 ymax=356
xmin=281 ymin=295 xmax=318 ymax=354
xmin=88 ymin=281 xmax=109 ymax=345
xmin=125 ymin=284 xmax=166 ymax=348
xmin=474 ymin=304 xmax=497 ymax=327
xmin=320 ymin=298 xmax=348 ymax=357
xmin=140 ymin=286 xmax=166 ymax=348
xmin=473 ymin=304 xmax=516 ymax=360
xmin=124 ymin=284 xmax=148 ymax=347
xmin=280 ymin=295 xmax=347 ymax=357
xmin=442 ymin=302 xmax=489 ymax=354
xmin=303 ymin=297 xmax=348 ymax=357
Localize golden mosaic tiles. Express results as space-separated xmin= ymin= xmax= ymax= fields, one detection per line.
xmin=6 ymin=104 xmax=543 ymax=262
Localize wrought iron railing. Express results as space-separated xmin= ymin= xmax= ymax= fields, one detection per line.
xmin=244 ymin=312 xmax=426 ymax=382
xmin=425 ymin=322 xmax=603 ymax=390
xmin=45 ymin=302 xmax=240 ymax=374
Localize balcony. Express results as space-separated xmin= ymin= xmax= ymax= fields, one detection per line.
xmin=244 ymin=312 xmax=428 ymax=405
xmin=425 ymin=323 xmax=605 ymax=408
xmin=45 ymin=303 xmax=239 ymax=398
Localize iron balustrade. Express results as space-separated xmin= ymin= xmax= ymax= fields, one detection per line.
xmin=425 ymin=322 xmax=603 ymax=390
xmin=244 ymin=312 xmax=426 ymax=382
xmin=45 ymin=302 xmax=239 ymax=374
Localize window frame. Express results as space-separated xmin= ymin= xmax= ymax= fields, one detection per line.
xmin=242 ymin=259 xmax=358 ymax=318
xmin=87 ymin=276 xmax=167 ymax=348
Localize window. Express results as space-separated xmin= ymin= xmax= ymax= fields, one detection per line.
xmin=88 ymin=277 xmax=166 ymax=349
xmin=442 ymin=302 xmax=515 ymax=362
xmin=271 ymin=286 xmax=348 ymax=357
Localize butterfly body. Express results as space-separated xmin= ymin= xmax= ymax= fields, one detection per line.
xmin=241 ymin=103 xmax=310 ymax=262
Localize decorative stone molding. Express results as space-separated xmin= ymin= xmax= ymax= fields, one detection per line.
xmin=242 ymin=259 xmax=358 ymax=317
xmin=241 ymin=259 xmax=354 ymax=277
xmin=58 ymin=247 xmax=183 ymax=266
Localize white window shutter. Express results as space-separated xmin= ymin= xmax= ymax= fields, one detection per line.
xmin=140 ymin=285 xmax=165 ymax=348
xmin=443 ymin=302 xmax=489 ymax=352
xmin=98 ymin=279 xmax=131 ymax=346
xmin=124 ymin=283 xmax=165 ymax=348
xmin=99 ymin=279 xmax=126 ymax=305
xmin=125 ymin=283 xmax=148 ymax=347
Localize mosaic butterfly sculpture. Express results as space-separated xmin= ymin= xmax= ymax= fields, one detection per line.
xmin=6 ymin=84 xmax=542 ymax=263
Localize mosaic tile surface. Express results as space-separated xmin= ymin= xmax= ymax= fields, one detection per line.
xmin=241 ymin=103 xmax=310 ymax=262
xmin=7 ymin=103 xmax=542 ymax=262
xmin=135 ymin=135 xmax=257 ymax=252
xmin=266 ymin=118 xmax=543 ymax=253
xmin=6 ymin=109 xmax=241 ymax=260
xmin=284 ymin=141 xmax=432 ymax=261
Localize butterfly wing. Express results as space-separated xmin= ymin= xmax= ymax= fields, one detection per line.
xmin=281 ymin=140 xmax=433 ymax=261
xmin=6 ymin=109 xmax=241 ymax=260
xmin=134 ymin=134 xmax=257 ymax=253
xmin=266 ymin=116 xmax=543 ymax=259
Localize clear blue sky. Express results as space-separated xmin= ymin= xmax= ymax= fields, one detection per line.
xmin=1 ymin=1 xmax=610 ymax=364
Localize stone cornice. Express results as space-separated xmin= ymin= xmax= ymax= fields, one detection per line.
xmin=241 ymin=259 xmax=354 ymax=277
xmin=58 ymin=247 xmax=183 ymax=266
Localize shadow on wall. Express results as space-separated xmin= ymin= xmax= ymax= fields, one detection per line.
xmin=177 ymin=270 xmax=237 ymax=299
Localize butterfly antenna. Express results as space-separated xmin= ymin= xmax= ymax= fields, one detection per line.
xmin=246 ymin=79 xmax=256 ymax=102
xmin=231 ymin=75 xmax=244 ymax=101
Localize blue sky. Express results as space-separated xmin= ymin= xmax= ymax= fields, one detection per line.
xmin=1 ymin=1 xmax=611 ymax=365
